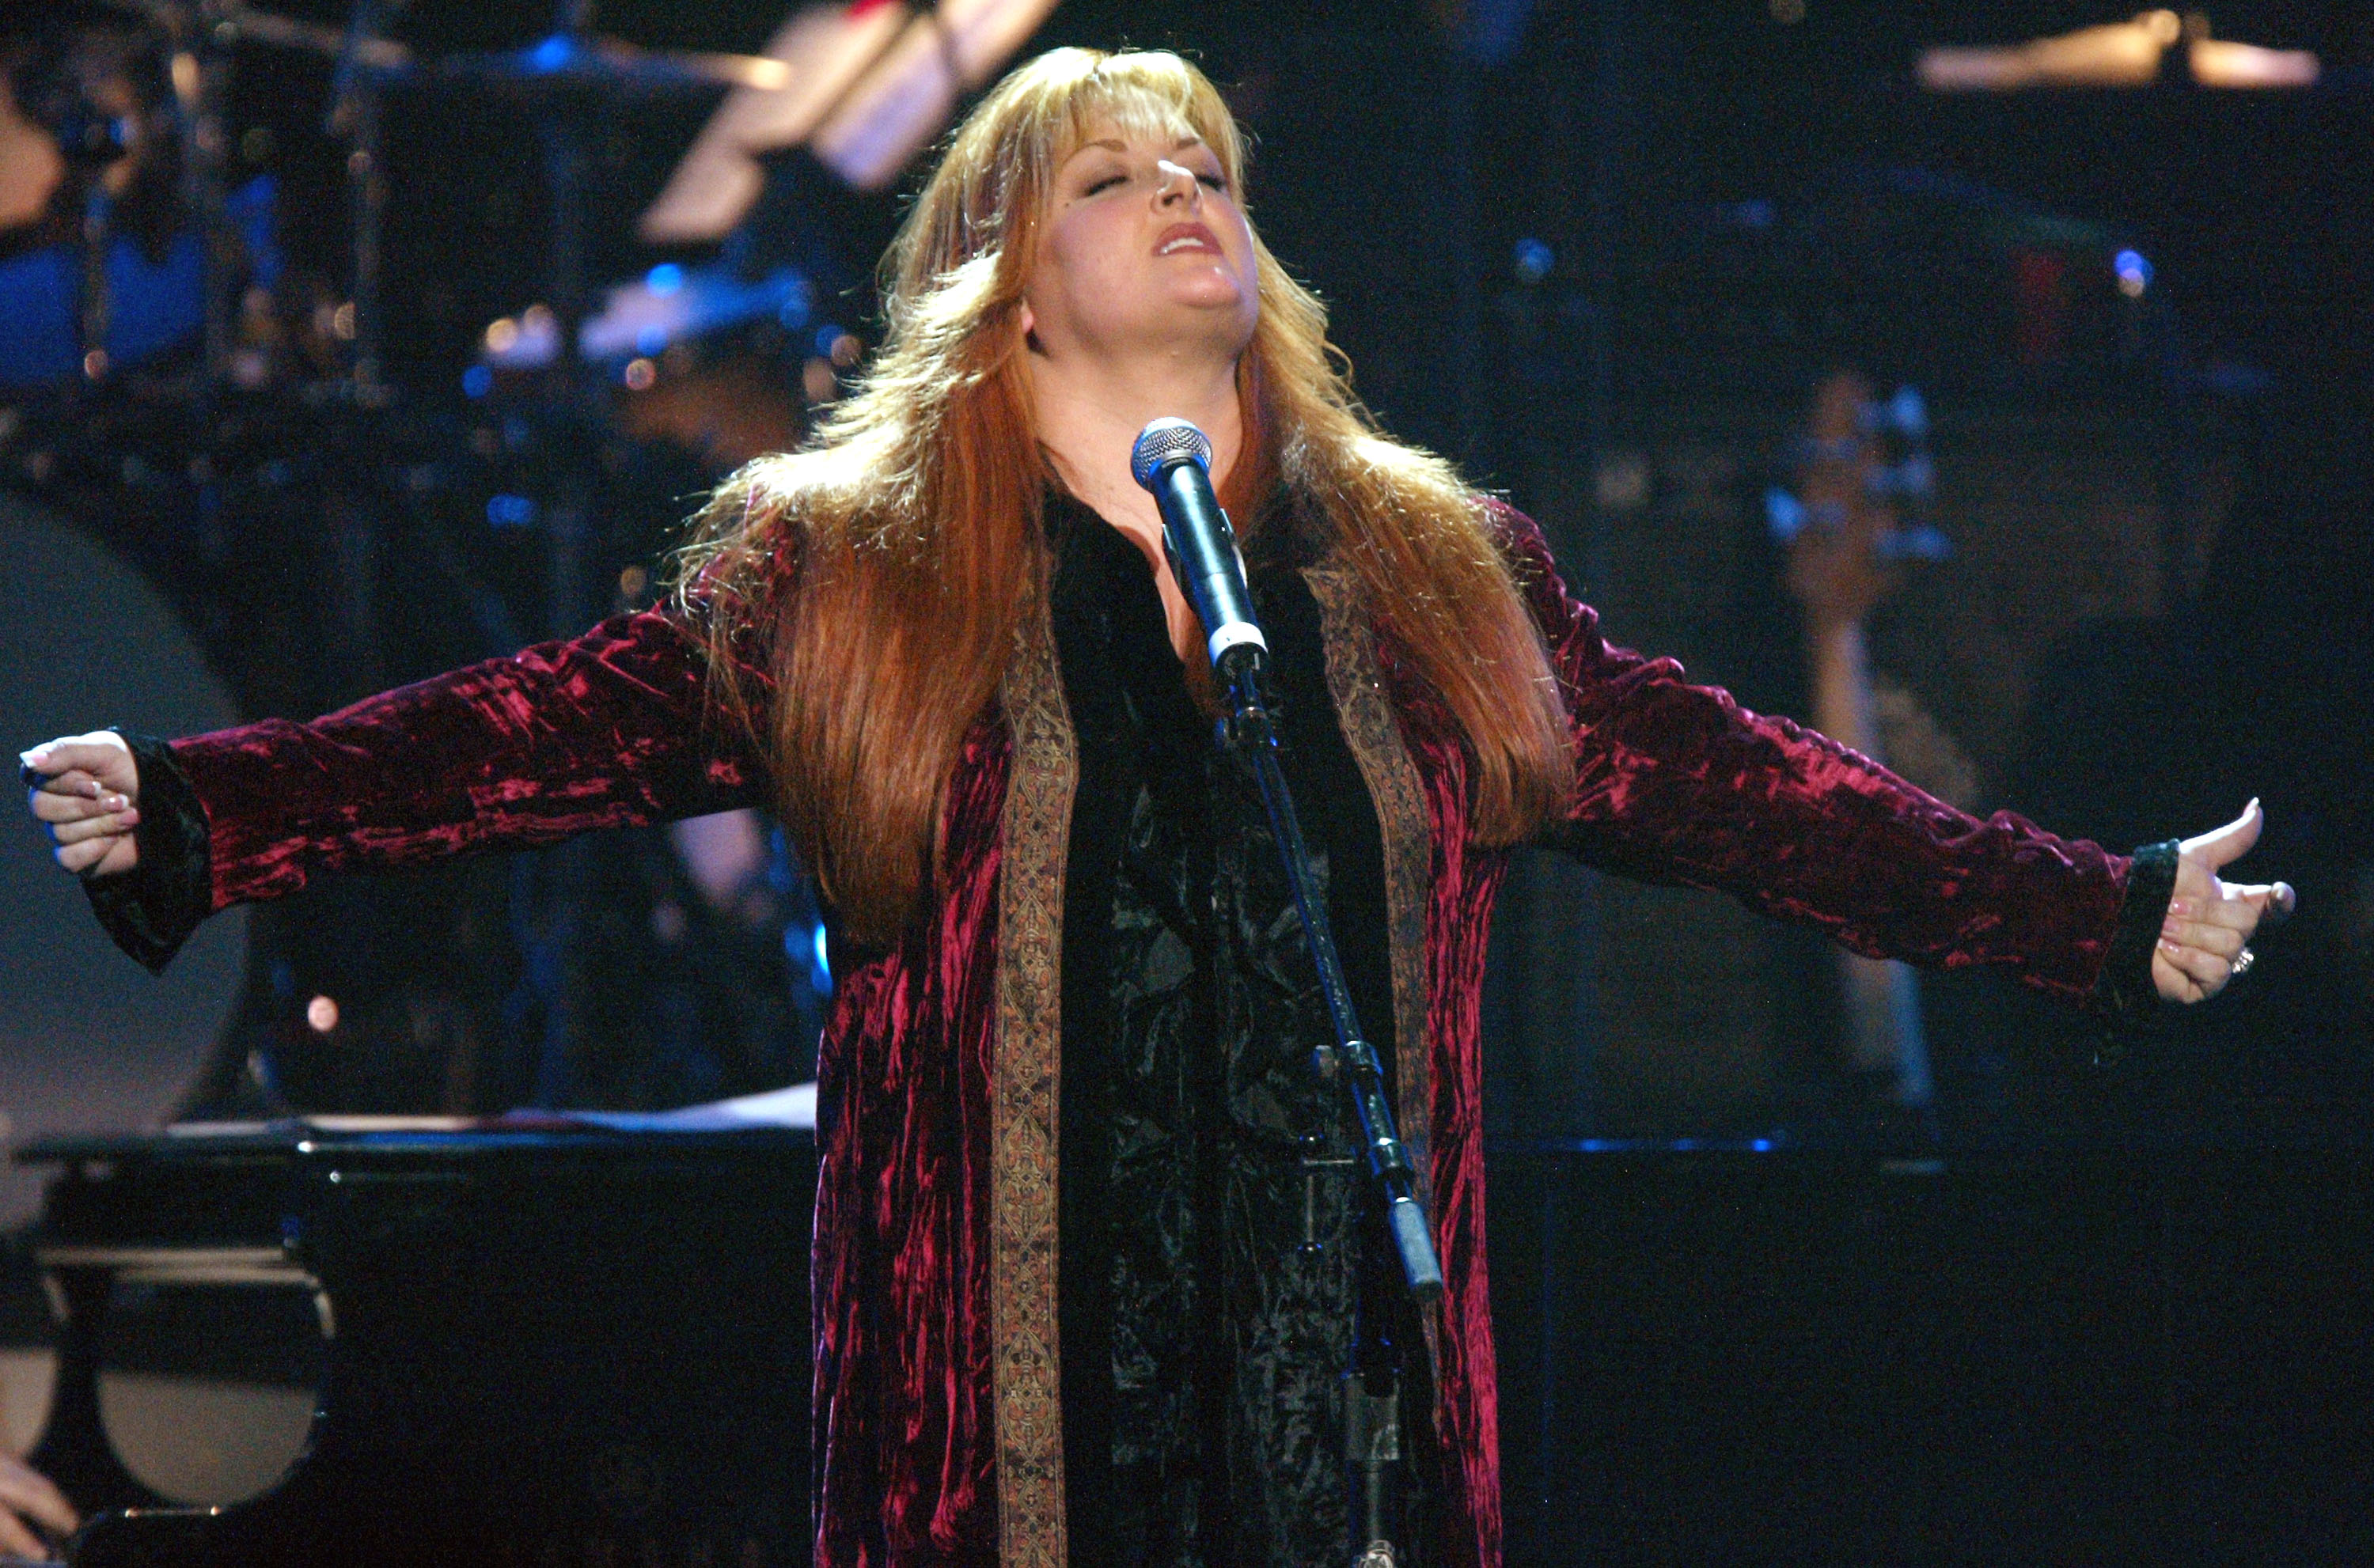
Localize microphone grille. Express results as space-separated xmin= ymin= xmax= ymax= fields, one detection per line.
xmin=1130 ymin=419 xmax=1212 ymax=491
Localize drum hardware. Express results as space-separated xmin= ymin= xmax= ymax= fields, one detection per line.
xmin=404 ymin=2 xmax=840 ymax=1108
xmin=73 ymin=0 xmax=248 ymax=396
xmin=78 ymin=179 xmax=115 ymax=384
xmin=18 ymin=17 xmax=165 ymax=387
xmin=5 ymin=0 xmax=840 ymax=1123
xmin=494 ymin=4 xmax=607 ymax=1108
xmin=169 ymin=0 xmax=786 ymax=93
xmin=431 ymin=27 xmax=794 ymax=98
xmin=76 ymin=0 xmax=785 ymax=409
xmin=321 ymin=0 xmax=403 ymax=404
xmin=168 ymin=4 xmax=239 ymax=399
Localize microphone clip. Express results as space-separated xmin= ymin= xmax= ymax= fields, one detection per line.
xmin=1212 ymin=647 xmax=1280 ymax=755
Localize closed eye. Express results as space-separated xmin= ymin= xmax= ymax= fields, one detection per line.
xmin=1083 ymin=172 xmax=1127 ymax=195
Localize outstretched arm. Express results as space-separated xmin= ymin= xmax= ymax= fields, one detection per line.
xmin=1489 ymin=504 xmax=2236 ymax=1013
xmin=23 ymin=604 xmax=774 ymax=969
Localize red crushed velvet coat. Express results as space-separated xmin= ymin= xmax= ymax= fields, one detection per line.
xmin=127 ymin=506 xmax=2144 ymax=1567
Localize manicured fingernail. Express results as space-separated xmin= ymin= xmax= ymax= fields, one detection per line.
xmin=2159 ymin=937 xmax=2181 ymax=954
xmin=119 ymin=809 xmax=138 ymax=825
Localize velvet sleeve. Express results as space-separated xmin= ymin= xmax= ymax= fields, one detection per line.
xmin=116 ymin=604 xmax=773 ymax=967
xmin=1489 ymin=504 xmax=2167 ymax=1016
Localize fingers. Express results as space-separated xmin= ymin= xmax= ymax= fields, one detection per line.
xmin=22 ymin=733 xmax=142 ymax=884
xmin=51 ymin=828 xmax=138 ymax=875
xmin=0 ymin=1456 xmax=78 ymax=1539
xmin=55 ymin=833 xmax=123 ymax=875
xmin=27 ymin=786 xmax=133 ymax=826
xmin=2165 ymin=887 xmax=2267 ymax=935
xmin=28 ymin=775 xmax=138 ymax=850
xmin=2178 ymin=798 xmax=2262 ymax=874
xmin=2155 ymin=808 xmax=2294 ymax=1006
xmin=42 ymin=806 xmax=139 ymax=846
xmin=2154 ymin=937 xmax=2232 ymax=1000
xmin=2162 ymin=880 xmax=2297 ymax=959
xmin=19 ymin=733 xmax=137 ymax=797
xmin=23 ymin=769 xmax=104 ymax=803
xmin=2160 ymin=914 xmax=2244 ymax=961
xmin=2204 ymin=882 xmax=2289 ymax=932
xmin=55 ymin=831 xmax=138 ymax=877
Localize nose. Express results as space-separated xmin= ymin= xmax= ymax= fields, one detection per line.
xmin=1154 ymin=159 xmax=1200 ymax=208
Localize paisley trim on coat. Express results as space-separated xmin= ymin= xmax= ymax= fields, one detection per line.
xmin=992 ymin=606 xmax=1078 ymax=1568
xmin=1303 ymin=564 xmax=1435 ymax=1208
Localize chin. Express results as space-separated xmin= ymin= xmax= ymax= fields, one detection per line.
xmin=1165 ymin=272 xmax=1250 ymax=309
xmin=1178 ymin=301 xmax=1257 ymax=357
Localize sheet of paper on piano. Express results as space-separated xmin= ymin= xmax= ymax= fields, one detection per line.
xmin=160 ymin=1081 xmax=821 ymax=1142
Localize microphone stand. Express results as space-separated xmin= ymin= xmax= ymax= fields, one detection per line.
xmin=1208 ymin=648 xmax=1446 ymax=1310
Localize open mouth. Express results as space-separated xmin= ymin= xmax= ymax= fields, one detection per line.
xmin=1157 ymin=225 xmax=1219 ymax=256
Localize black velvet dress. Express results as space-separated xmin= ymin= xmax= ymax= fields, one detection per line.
xmin=1047 ymin=490 xmax=1432 ymax=1567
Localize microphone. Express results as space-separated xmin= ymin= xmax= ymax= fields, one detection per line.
xmin=1130 ymin=418 xmax=1268 ymax=681
xmin=1131 ymin=421 xmax=1444 ymax=1305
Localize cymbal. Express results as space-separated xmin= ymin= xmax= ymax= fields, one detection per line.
xmin=152 ymin=6 xmax=788 ymax=98
xmin=86 ymin=0 xmax=408 ymax=72
xmin=430 ymin=32 xmax=792 ymax=98
xmin=210 ymin=4 xmax=415 ymax=74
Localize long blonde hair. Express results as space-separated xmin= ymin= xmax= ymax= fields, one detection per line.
xmin=677 ymin=47 xmax=1573 ymax=946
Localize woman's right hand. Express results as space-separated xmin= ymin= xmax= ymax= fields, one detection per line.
xmin=21 ymin=730 xmax=142 ymax=877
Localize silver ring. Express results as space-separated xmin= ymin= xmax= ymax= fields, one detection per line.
xmin=2230 ymin=946 xmax=2255 ymax=978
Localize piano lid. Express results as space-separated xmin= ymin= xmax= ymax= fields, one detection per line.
xmin=16 ymin=1082 xmax=820 ymax=1167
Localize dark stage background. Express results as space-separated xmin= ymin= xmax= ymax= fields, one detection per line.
xmin=79 ymin=0 xmax=2362 ymax=1144
xmin=3 ymin=2 xmax=2373 ymax=1561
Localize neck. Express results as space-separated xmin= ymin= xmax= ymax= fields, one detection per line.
xmin=1030 ymin=350 xmax=1246 ymax=550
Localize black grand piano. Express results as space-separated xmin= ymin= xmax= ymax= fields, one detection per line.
xmin=18 ymin=1117 xmax=818 ymax=1567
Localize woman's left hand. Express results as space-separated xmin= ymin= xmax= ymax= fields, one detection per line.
xmin=2154 ymin=800 xmax=2296 ymax=1003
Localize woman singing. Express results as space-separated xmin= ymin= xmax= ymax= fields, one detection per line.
xmin=22 ymin=47 xmax=2287 ymax=1568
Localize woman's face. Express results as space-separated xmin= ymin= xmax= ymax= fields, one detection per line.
xmin=1021 ymin=119 xmax=1259 ymax=371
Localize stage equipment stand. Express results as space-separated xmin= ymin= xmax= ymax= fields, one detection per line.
xmin=324 ymin=0 xmax=402 ymax=405
xmin=1134 ymin=422 xmax=1439 ymax=1568
xmin=1217 ymin=596 xmax=1435 ymax=1568
xmin=472 ymin=0 xmax=633 ymax=1109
